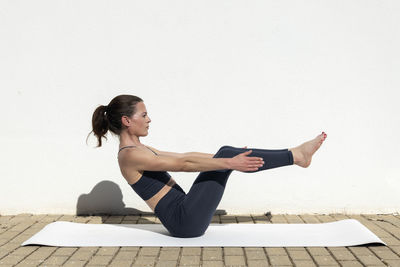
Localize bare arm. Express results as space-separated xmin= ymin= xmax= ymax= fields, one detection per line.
xmin=182 ymin=155 xmax=231 ymax=172
xmin=145 ymin=145 xmax=214 ymax=158
xmin=143 ymin=145 xmax=263 ymax=172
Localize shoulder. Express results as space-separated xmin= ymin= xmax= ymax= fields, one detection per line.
xmin=118 ymin=145 xmax=153 ymax=164
xmin=145 ymin=145 xmax=161 ymax=154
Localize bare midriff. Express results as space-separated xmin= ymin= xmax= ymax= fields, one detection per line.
xmin=124 ymin=170 xmax=176 ymax=212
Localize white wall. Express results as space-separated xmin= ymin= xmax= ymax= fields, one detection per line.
xmin=1 ymin=0 xmax=399 ymax=215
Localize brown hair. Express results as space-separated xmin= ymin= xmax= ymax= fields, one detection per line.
xmin=87 ymin=94 xmax=143 ymax=147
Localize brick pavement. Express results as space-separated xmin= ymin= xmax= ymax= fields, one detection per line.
xmin=0 ymin=213 xmax=399 ymax=266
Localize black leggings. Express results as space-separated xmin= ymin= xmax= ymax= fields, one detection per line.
xmin=154 ymin=145 xmax=294 ymax=238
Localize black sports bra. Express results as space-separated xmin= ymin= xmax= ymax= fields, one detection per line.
xmin=118 ymin=145 xmax=185 ymax=200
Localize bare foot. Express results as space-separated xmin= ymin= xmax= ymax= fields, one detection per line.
xmin=289 ymin=132 xmax=327 ymax=168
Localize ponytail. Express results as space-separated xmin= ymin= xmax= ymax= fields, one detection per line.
xmin=88 ymin=105 xmax=109 ymax=147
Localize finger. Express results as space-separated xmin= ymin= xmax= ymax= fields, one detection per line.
xmin=249 ymin=157 xmax=264 ymax=163
xmin=242 ymin=150 xmax=252 ymax=154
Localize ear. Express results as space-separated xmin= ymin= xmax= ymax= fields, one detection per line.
xmin=121 ymin=116 xmax=131 ymax=127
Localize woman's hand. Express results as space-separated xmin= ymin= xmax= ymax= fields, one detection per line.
xmin=228 ymin=150 xmax=264 ymax=172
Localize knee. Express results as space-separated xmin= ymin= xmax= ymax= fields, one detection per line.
xmin=215 ymin=145 xmax=233 ymax=157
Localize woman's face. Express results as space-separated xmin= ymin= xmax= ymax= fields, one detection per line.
xmin=125 ymin=101 xmax=151 ymax=136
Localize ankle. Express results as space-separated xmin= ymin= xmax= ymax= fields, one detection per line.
xmin=288 ymin=148 xmax=298 ymax=165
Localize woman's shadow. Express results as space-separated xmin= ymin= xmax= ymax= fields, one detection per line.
xmin=76 ymin=180 xmax=228 ymax=224
xmin=76 ymin=180 xmax=144 ymax=217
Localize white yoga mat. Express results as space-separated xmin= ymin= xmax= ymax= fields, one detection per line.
xmin=21 ymin=219 xmax=385 ymax=247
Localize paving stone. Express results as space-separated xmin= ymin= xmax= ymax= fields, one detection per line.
xmin=63 ymin=259 xmax=87 ymax=267
xmin=96 ymin=246 xmax=119 ymax=256
xmin=9 ymin=222 xmax=34 ymax=232
xmin=268 ymin=255 xmax=292 ymax=265
xmin=225 ymin=247 xmax=244 ymax=255
xmin=0 ymin=242 xmax=23 ymax=252
xmin=307 ymin=247 xmax=331 ymax=256
xmin=270 ymin=215 xmax=287 ymax=223
xmin=298 ymin=215 xmax=320 ymax=224
xmin=0 ymin=231 xmax=20 ymax=240
xmin=287 ymin=249 xmax=312 ymax=260
xmin=139 ymin=247 xmax=161 ymax=256
xmin=14 ymin=259 xmax=45 ymax=266
xmin=224 ymin=255 xmax=246 ymax=266
xmin=133 ymin=255 xmax=157 ymax=266
xmin=369 ymin=246 xmax=400 ymax=260
xmin=357 ymin=255 xmax=386 ymax=266
xmin=11 ymin=246 xmax=38 ymax=255
xmin=155 ymin=260 xmax=178 ymax=267
xmin=0 ymin=255 xmax=26 ymax=265
xmin=247 ymin=259 xmax=270 ymax=267
xmin=312 ymin=255 xmax=339 ymax=266
xmin=104 ymin=216 xmax=124 ymax=223
xmin=316 ymin=215 xmax=336 ymax=223
xmin=384 ymin=259 xmax=400 ymax=266
xmin=114 ymin=250 xmax=138 ymax=260
xmin=11 ymin=234 xmax=35 ymax=244
xmin=337 ymin=261 xmax=363 ymax=267
xmin=87 ymin=216 xmax=103 ymax=223
xmin=202 ymin=248 xmax=222 ymax=261
xmin=237 ymin=215 xmax=253 ymax=224
xmin=42 ymin=255 xmax=69 ymax=265
xmin=285 ymin=215 xmax=304 ymax=223
xmin=381 ymin=237 xmax=400 ymax=246
xmin=159 ymin=248 xmax=180 ymax=260
xmin=391 ymin=246 xmax=400 ymax=255
xmin=109 ymin=260 xmax=133 ymax=267
xmin=179 ymin=255 xmax=200 ymax=265
xmin=51 ymin=247 xmax=78 ymax=256
xmin=265 ymin=248 xmax=287 ymax=256
xmin=327 ymin=247 xmax=356 ymax=261
xmin=69 ymin=247 xmax=98 ymax=260
xmin=87 ymin=255 xmax=114 ymax=265
xmin=182 ymin=247 xmax=201 ymax=255
xmin=0 ymin=247 xmax=10 ymax=258
xmin=349 ymin=246 xmax=374 ymax=256
xmin=252 ymin=214 xmax=271 ymax=224
xmin=24 ymin=246 xmax=56 ymax=260
xmin=202 ymin=260 xmax=224 ymax=267
xmin=245 ymin=247 xmax=267 ymax=260
xmin=120 ymin=246 xmax=141 ymax=252
xmin=291 ymin=260 xmax=316 ymax=267
xmin=0 ymin=216 xmax=13 ymax=224
xmin=39 ymin=215 xmax=63 ymax=222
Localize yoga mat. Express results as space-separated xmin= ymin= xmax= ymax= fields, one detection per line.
xmin=21 ymin=219 xmax=385 ymax=247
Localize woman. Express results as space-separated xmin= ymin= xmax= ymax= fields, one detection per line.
xmin=88 ymin=94 xmax=327 ymax=238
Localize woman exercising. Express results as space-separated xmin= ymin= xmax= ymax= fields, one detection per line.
xmin=88 ymin=94 xmax=327 ymax=238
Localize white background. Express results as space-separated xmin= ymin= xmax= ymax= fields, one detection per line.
xmin=1 ymin=0 xmax=399 ymax=215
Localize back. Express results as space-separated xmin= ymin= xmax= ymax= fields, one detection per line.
xmin=117 ymin=145 xmax=185 ymax=201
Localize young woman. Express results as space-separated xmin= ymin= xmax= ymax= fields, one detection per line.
xmin=88 ymin=94 xmax=327 ymax=238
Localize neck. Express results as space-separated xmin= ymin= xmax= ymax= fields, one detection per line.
xmin=119 ymin=131 xmax=142 ymax=147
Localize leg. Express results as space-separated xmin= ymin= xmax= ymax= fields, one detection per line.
xmin=175 ymin=145 xmax=294 ymax=237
